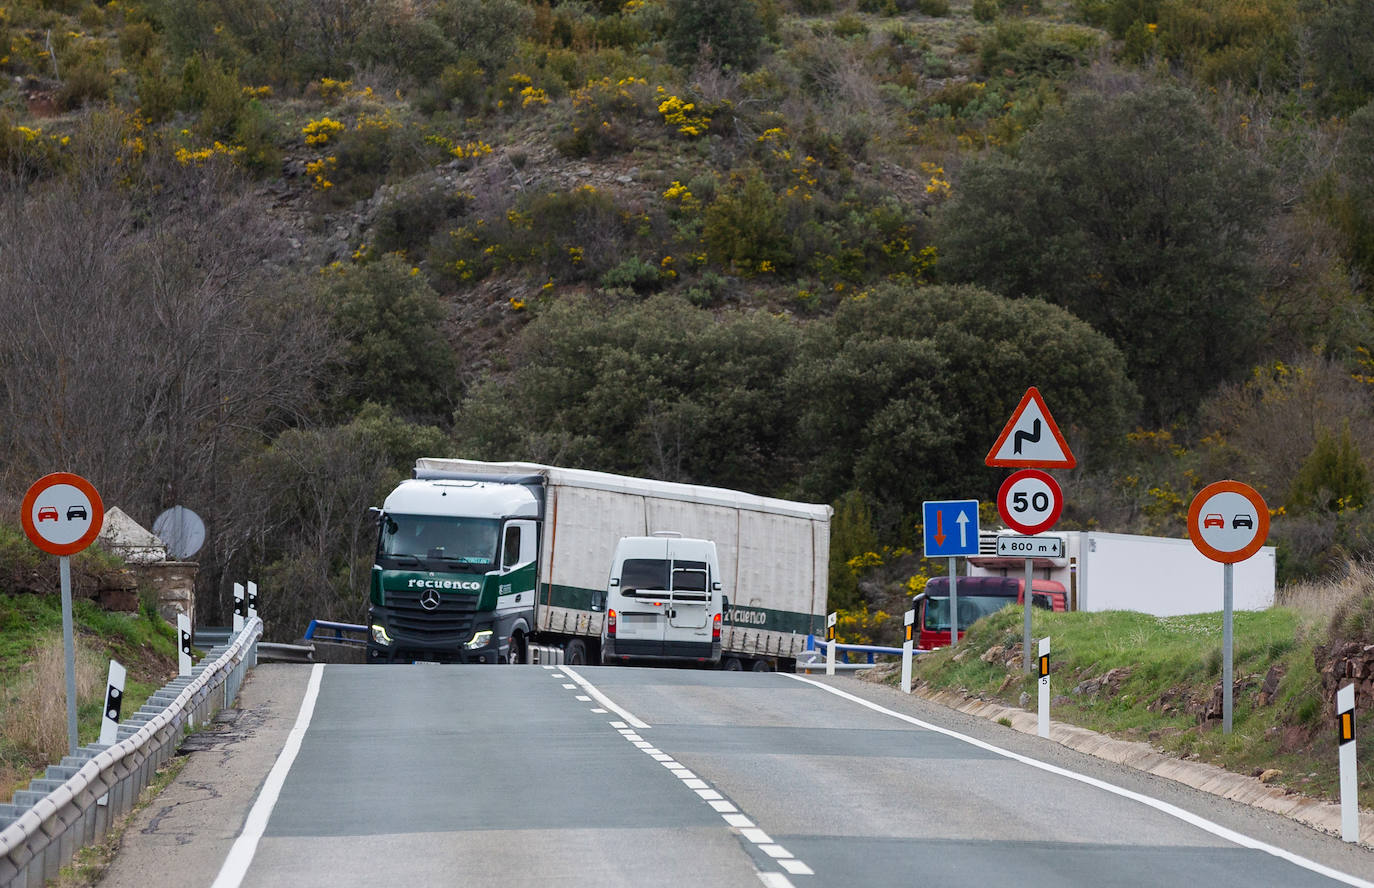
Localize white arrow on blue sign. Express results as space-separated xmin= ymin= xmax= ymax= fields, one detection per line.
xmin=922 ymin=500 xmax=980 ymax=558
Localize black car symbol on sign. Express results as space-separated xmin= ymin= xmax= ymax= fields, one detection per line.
xmin=1232 ymin=514 xmax=1253 ymax=529
xmin=67 ymin=505 xmax=87 ymax=521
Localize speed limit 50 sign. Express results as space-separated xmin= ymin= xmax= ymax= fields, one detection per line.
xmin=997 ymin=469 xmax=1063 ymax=535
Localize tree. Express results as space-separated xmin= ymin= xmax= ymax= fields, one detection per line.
xmin=320 ymin=255 xmax=458 ymax=423
xmin=665 ymin=0 xmax=767 ymax=72
xmin=788 ymin=284 xmax=1139 ymax=520
xmin=938 ymin=82 xmax=1273 ymax=424
xmin=456 ymin=294 xmax=802 ymax=493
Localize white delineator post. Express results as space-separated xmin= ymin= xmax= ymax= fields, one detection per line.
xmin=1338 ymin=683 xmax=1358 ymax=843
xmin=825 ymin=612 xmax=837 ymax=676
xmin=97 ymin=659 xmax=125 ymax=807
xmin=177 ymin=612 xmax=194 ymax=677
xmin=901 ymin=609 xmax=915 ymax=694
xmin=247 ymin=580 xmax=259 ymax=619
xmin=233 ymin=582 xmax=246 ymax=633
xmin=1037 ymin=636 xmax=1050 ymax=738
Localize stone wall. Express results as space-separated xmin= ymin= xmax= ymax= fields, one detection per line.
xmin=125 ymin=561 xmax=198 ymax=627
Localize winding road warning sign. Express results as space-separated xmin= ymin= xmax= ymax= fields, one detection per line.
xmin=985 ymin=387 xmax=1076 ymax=469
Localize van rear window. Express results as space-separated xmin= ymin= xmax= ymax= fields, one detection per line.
xmin=620 ymin=558 xmax=709 ymax=592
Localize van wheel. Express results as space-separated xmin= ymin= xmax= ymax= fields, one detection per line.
xmin=751 ymin=659 xmax=772 ymax=672
xmin=564 ymin=639 xmax=587 ymax=665
xmin=505 ymin=634 xmax=524 ymax=664
xmin=722 ymin=657 xmax=743 ymax=671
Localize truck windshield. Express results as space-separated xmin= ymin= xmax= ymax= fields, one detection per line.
xmin=923 ymin=595 xmax=1016 ymax=631
xmin=378 ymin=514 xmax=500 ymax=567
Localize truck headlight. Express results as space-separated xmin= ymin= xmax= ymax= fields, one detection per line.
xmin=465 ymin=630 xmax=493 ymax=650
xmin=371 ymin=624 xmax=393 ymax=646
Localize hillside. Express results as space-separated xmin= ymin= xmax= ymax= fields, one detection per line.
xmin=1 ymin=0 xmax=1372 ymax=636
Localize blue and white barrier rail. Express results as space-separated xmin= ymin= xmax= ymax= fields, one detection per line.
xmin=303 ymin=620 xmax=369 ymax=647
xmin=799 ymin=636 xmax=927 ymax=673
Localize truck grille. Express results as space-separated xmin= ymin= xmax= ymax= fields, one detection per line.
xmin=386 ymin=589 xmax=478 ymax=644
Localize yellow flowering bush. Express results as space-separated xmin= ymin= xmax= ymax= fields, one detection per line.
xmin=656 ymin=91 xmax=710 ymax=137
xmin=303 ymin=117 xmax=344 ymax=146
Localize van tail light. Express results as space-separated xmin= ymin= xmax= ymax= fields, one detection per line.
xmin=712 ymin=612 xmax=721 ymax=641
xmin=607 ymin=609 xmax=617 ymax=638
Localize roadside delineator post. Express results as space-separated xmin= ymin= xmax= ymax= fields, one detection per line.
xmin=901 ymin=609 xmax=915 ymax=694
xmin=177 ymin=612 xmax=193 ymax=677
xmin=1339 ymin=683 xmax=1358 ymax=843
xmin=233 ymin=582 xmax=246 ymax=633
xmin=97 ymin=659 xmax=125 ymax=807
xmin=826 ymin=612 xmax=837 ymax=676
xmin=1037 ymin=636 xmax=1050 ymax=738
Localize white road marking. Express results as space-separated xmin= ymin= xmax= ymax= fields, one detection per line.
xmin=786 ymin=673 xmax=1374 ymax=888
xmin=210 ymin=663 xmax=325 ymax=888
xmin=780 ymin=860 xmax=814 ymax=875
xmin=572 ymin=668 xmax=820 ymax=882
xmin=563 ymin=666 xmax=649 ymax=728
xmin=590 ymin=708 xmax=607 ymax=713
xmin=576 ymin=695 xmax=591 ymax=701
xmin=562 ymin=683 xmax=576 ymax=689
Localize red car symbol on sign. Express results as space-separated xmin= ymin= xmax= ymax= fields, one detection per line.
xmin=1203 ymin=513 xmax=1224 ymax=529
xmin=37 ymin=506 xmax=59 ymax=522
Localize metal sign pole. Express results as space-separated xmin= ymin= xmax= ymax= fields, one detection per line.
xmin=59 ymin=555 xmax=79 ymax=755
xmin=1023 ymin=557 xmax=1034 ymax=674
xmin=948 ymin=556 xmax=959 ymax=646
xmin=1223 ymin=562 xmax=1234 ymax=734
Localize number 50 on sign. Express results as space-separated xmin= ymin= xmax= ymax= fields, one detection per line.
xmin=996 ymin=469 xmax=1064 ymax=535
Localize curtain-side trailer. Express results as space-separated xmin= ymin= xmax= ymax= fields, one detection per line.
xmin=366 ymin=458 xmax=831 ymax=670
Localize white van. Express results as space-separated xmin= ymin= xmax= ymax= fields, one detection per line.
xmin=601 ymin=534 xmax=724 ymax=666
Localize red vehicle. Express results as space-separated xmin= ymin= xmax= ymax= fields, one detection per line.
xmin=37 ymin=506 xmax=59 ymax=522
xmin=914 ymin=575 xmax=1067 ymax=649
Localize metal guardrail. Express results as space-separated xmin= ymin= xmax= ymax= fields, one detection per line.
xmin=0 ymin=617 xmax=263 ymax=888
xmin=303 ymin=620 xmax=368 ymax=647
xmin=258 ymin=642 xmax=315 ymax=664
xmin=797 ymin=637 xmax=928 ymax=674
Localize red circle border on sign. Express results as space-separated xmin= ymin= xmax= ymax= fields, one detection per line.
xmin=1187 ymin=479 xmax=1269 ymax=564
xmin=20 ymin=472 xmax=105 ymax=556
xmin=997 ymin=469 xmax=1064 ymax=535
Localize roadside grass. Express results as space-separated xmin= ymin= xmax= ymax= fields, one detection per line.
xmin=0 ymin=592 xmax=178 ymax=798
xmin=896 ymin=576 xmax=1374 ymax=806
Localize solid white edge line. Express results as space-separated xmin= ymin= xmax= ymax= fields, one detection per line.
xmin=784 ymin=672 xmax=1374 ymax=888
xmin=562 ymin=665 xmax=649 ymax=729
xmin=210 ymin=662 xmax=325 ymax=888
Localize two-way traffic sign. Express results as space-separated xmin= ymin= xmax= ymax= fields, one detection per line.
xmin=922 ymin=500 xmax=980 ymax=558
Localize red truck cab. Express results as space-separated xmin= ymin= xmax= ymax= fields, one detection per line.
xmin=915 ymin=575 xmax=1066 ymax=649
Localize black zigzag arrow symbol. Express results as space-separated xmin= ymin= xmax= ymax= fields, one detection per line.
xmin=1014 ymin=418 xmax=1041 ymax=454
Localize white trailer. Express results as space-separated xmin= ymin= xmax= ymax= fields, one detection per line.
xmin=966 ymin=530 xmax=1276 ymax=616
xmin=365 ymin=458 xmax=831 ymax=670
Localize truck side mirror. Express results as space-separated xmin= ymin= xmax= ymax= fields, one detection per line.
xmin=721 ymin=595 xmax=730 ymax=618
xmin=591 ymin=590 xmax=605 ymax=612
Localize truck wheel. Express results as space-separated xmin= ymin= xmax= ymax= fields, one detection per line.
xmin=722 ymin=657 xmax=743 ymax=671
xmin=564 ymin=639 xmax=587 ymax=665
xmin=751 ymin=658 xmax=772 ymax=672
xmin=505 ymin=633 xmax=524 ymax=665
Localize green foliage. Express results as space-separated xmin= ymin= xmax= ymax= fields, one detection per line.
xmin=1302 ymin=0 xmax=1374 ymax=113
xmin=1324 ymin=102 xmax=1374 ymax=283
xmin=371 ymin=183 xmax=470 ymax=258
xmin=973 ymin=0 xmax=999 ymax=21
xmin=703 ymin=170 xmax=790 ymax=275
xmin=938 ymin=83 xmax=1272 ymax=423
xmin=1289 ymin=425 xmax=1370 ymax=514
xmin=320 ymin=254 xmax=458 ymax=422
xmin=978 ymin=20 xmax=1100 ymax=82
xmin=433 ymin=0 xmax=533 ymax=75
xmin=790 ymin=284 xmax=1138 ymax=515
xmin=828 ymin=490 xmax=879 ymax=610
xmin=665 ymin=0 xmax=766 ymax=71
xmin=457 ymin=293 xmax=803 ymax=491
xmin=600 ymin=255 xmax=663 ymax=294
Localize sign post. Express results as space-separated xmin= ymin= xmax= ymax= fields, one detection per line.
xmin=1187 ymin=480 xmax=1269 ymax=735
xmin=987 ymin=387 xmax=1075 ymax=675
xmin=922 ymin=500 xmax=980 ymax=647
xmin=20 ymin=472 xmax=105 ymax=756
xmin=901 ymin=609 xmax=915 ymax=694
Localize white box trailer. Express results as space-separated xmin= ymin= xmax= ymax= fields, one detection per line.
xmin=365 ymin=458 xmax=831 ymax=670
xmin=967 ymin=530 xmax=1276 ymax=616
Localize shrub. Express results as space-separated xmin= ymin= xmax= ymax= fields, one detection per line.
xmin=703 ymin=170 xmax=791 ymax=274
xmin=665 ymin=0 xmax=766 ymax=71
xmin=56 ymin=56 xmax=111 ymax=110
xmin=601 ymin=256 xmax=663 ymax=293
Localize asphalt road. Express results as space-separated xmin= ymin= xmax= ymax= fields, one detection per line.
xmin=99 ymin=663 xmax=1374 ymax=888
